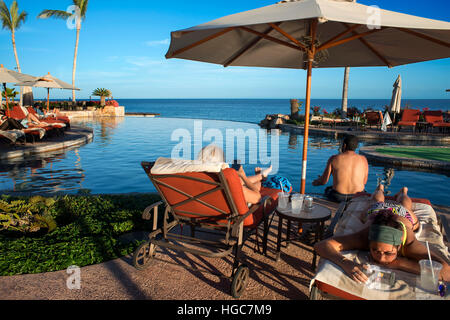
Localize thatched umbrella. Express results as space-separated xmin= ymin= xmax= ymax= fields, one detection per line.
xmin=0 ymin=64 xmax=36 ymax=116
xmin=15 ymin=72 xmax=80 ymax=113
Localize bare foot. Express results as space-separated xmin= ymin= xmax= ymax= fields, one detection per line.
xmin=395 ymin=187 xmax=408 ymax=202
xmin=261 ymin=166 xmax=273 ymax=178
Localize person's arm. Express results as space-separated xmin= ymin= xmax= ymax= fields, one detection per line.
xmin=312 ymin=156 xmax=334 ymax=186
xmin=401 ymin=232 xmax=450 ymax=282
xmin=314 ymin=228 xmax=371 ymax=283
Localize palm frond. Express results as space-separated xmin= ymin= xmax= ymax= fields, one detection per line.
xmin=78 ymin=0 xmax=89 ymax=19
xmin=92 ymin=88 xmax=112 ymax=97
xmin=10 ymin=1 xmax=27 ymax=30
xmin=0 ymin=1 xmax=12 ymax=30
xmin=15 ymin=11 xmax=27 ymax=29
xmin=38 ymin=9 xmax=71 ymax=20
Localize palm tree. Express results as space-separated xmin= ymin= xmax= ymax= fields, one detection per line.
xmin=38 ymin=0 xmax=89 ymax=103
xmin=2 ymin=87 xmax=18 ymax=102
xmin=92 ymin=88 xmax=111 ymax=107
xmin=341 ymin=67 xmax=350 ymax=118
xmin=0 ymin=0 xmax=27 ymax=104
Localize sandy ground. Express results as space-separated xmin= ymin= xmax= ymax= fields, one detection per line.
xmin=0 ymin=198 xmax=448 ymax=301
xmin=0 ymin=199 xmax=339 ymax=301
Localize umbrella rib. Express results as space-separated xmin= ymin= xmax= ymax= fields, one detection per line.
xmin=223 ymin=24 xmax=279 ymax=67
xmin=269 ymin=23 xmax=307 ymax=51
xmin=342 ymin=23 xmax=393 ymax=68
xmin=397 ymin=28 xmax=450 ymax=48
xmin=319 ymin=24 xmax=361 ymax=50
xmin=166 ymin=27 xmax=235 ymax=58
xmin=317 ymin=28 xmax=385 ymax=52
xmin=239 ymin=26 xmax=305 ymax=52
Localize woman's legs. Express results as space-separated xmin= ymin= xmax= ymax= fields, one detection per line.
xmin=371 ymin=184 xmax=386 ymax=203
xmin=395 ymin=187 xmax=419 ymax=231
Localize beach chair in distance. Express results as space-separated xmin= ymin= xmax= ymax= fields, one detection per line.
xmin=424 ymin=110 xmax=450 ymax=133
xmin=27 ymin=107 xmax=71 ymax=130
xmin=9 ymin=106 xmax=65 ymax=137
xmin=364 ymin=111 xmax=383 ymax=129
xmin=397 ymin=109 xmax=421 ymax=133
xmin=134 ymin=158 xmax=280 ymax=299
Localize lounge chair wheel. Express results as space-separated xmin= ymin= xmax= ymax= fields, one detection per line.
xmin=132 ymin=241 xmax=155 ymax=270
xmin=231 ymin=264 xmax=250 ymax=299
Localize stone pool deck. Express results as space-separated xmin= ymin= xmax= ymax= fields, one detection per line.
xmin=0 ymin=197 xmax=448 ymax=301
xmin=279 ymin=124 xmax=450 ymax=144
xmin=360 ymin=146 xmax=450 ymax=172
xmin=0 ymin=126 xmax=94 ymax=160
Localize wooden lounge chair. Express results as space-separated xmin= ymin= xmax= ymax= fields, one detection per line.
xmin=0 ymin=130 xmax=25 ymax=145
xmin=9 ymin=106 xmax=64 ymax=137
xmin=27 ymin=107 xmax=71 ymax=130
xmin=424 ymin=110 xmax=450 ymax=133
xmin=398 ymin=109 xmax=421 ymax=133
xmin=310 ymin=193 xmax=449 ymax=300
xmin=364 ymin=111 xmax=383 ymax=129
xmin=133 ymin=158 xmax=280 ymax=298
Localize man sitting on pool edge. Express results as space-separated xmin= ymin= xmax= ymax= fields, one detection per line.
xmin=312 ymin=134 xmax=369 ymax=203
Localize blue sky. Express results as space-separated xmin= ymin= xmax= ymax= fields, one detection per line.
xmin=0 ymin=0 xmax=449 ymax=100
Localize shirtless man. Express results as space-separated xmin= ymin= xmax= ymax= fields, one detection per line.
xmin=312 ymin=135 xmax=369 ymax=203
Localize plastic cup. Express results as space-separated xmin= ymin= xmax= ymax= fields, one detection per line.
xmin=278 ymin=192 xmax=289 ymax=210
xmin=419 ymin=260 xmax=442 ymax=292
xmin=291 ymin=194 xmax=304 ymax=215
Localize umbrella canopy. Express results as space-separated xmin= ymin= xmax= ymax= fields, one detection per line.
xmin=166 ymin=0 xmax=450 ymax=68
xmin=166 ymin=0 xmax=450 ymax=193
xmin=15 ymin=72 xmax=80 ymax=112
xmin=389 ymin=75 xmax=402 ymax=115
xmin=0 ymin=64 xmax=37 ymax=116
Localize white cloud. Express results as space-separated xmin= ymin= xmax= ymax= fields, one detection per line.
xmin=144 ymin=39 xmax=170 ymax=47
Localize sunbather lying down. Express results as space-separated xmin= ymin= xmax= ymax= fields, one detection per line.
xmin=314 ymin=186 xmax=450 ymax=284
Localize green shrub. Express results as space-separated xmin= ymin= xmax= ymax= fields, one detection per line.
xmin=0 ymin=194 xmax=161 ymax=276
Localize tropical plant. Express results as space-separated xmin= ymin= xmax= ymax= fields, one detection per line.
xmin=2 ymin=87 xmax=18 ymax=101
xmin=0 ymin=196 xmax=57 ymax=235
xmin=0 ymin=0 xmax=27 ymax=104
xmin=92 ymin=88 xmax=111 ymax=107
xmin=38 ymin=0 xmax=89 ymax=103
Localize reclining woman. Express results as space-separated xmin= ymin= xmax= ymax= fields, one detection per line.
xmin=197 ymin=144 xmax=272 ymax=206
xmin=365 ymin=184 xmax=420 ymax=232
xmin=315 ymin=194 xmax=450 ymax=284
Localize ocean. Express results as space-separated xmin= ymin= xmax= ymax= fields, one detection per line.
xmin=116 ymin=99 xmax=450 ymax=124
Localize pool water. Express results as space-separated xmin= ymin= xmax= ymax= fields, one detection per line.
xmin=0 ymin=117 xmax=448 ymax=206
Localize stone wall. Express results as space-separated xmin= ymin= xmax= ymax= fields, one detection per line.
xmin=59 ymin=106 xmax=125 ymax=119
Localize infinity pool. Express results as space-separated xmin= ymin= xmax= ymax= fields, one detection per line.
xmin=0 ymin=117 xmax=448 ymax=206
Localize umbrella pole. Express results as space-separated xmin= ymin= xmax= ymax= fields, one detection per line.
xmin=301 ymin=58 xmax=313 ymax=194
xmin=47 ymin=88 xmax=50 ymax=114
xmin=3 ymin=83 xmax=9 ymax=117
xmin=300 ymin=19 xmax=317 ymax=195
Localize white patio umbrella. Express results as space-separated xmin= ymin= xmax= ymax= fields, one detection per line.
xmin=0 ymin=64 xmax=37 ymax=116
xmin=165 ymin=0 xmax=450 ymax=193
xmin=15 ymin=72 xmax=80 ymax=113
xmin=389 ymin=75 xmax=402 ymax=123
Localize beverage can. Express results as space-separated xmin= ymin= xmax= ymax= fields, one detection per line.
xmin=305 ymin=196 xmax=314 ymax=209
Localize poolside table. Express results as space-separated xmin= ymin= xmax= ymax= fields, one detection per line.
xmin=275 ymin=202 xmax=332 ymax=270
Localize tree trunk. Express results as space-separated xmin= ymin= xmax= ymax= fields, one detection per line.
xmin=72 ymin=24 xmax=81 ymax=103
xmin=341 ymin=67 xmax=350 ymax=118
xmin=100 ymin=96 xmax=106 ymax=107
xmin=12 ymin=31 xmax=24 ymax=106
